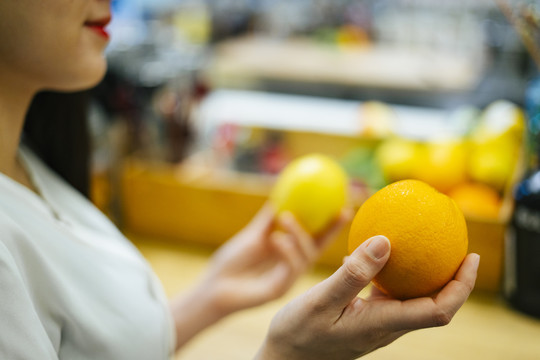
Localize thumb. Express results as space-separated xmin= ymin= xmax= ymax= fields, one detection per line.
xmin=316 ymin=235 xmax=391 ymax=308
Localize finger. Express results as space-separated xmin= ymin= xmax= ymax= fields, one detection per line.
xmin=260 ymin=232 xmax=306 ymax=299
xmin=278 ymin=212 xmax=318 ymax=263
xmin=315 ymin=207 xmax=354 ymax=250
xmin=313 ymin=235 xmax=391 ymax=309
xmin=247 ymin=203 xmax=277 ymax=234
xmin=384 ymin=253 xmax=480 ymax=331
xmin=270 ymin=231 xmax=306 ymax=276
xmin=432 ymin=253 xmax=479 ymax=318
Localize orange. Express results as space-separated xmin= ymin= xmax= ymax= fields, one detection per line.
xmin=348 ymin=179 xmax=468 ymax=299
xmin=448 ymin=183 xmax=502 ymax=220
xmin=270 ymin=154 xmax=349 ymax=235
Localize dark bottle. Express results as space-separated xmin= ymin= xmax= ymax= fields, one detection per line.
xmin=505 ymin=75 xmax=540 ymax=317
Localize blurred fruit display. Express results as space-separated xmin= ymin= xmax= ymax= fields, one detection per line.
xmin=412 ymin=139 xmax=469 ymax=194
xmin=375 ymin=137 xmax=420 ymax=182
xmin=370 ymin=99 xmax=525 ymax=220
xmin=448 ymin=182 xmax=503 ymax=220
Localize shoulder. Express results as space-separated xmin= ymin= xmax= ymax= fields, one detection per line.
xmin=0 ymin=223 xmax=59 ymax=358
xmin=0 ymin=218 xmax=31 ymax=304
xmin=0 ymin=209 xmax=52 ymax=279
xmin=0 ymin=210 xmax=29 ymax=248
xmin=0 ymin=212 xmax=36 ymax=278
xmin=0 ymin=235 xmax=24 ymax=283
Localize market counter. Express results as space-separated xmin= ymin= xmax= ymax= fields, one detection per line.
xmin=133 ymin=237 xmax=540 ymax=360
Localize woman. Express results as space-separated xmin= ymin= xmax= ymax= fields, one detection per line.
xmin=0 ymin=0 xmax=479 ymax=359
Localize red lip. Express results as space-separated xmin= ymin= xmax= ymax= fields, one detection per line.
xmin=85 ymin=17 xmax=111 ymax=39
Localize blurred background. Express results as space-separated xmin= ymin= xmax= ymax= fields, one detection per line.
xmin=88 ymin=0 xmax=540 ymax=358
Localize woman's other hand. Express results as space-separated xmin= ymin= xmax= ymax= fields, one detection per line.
xmin=201 ymin=203 xmax=352 ymax=315
xmin=171 ymin=203 xmax=351 ymax=350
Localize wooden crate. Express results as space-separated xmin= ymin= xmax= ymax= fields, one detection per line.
xmin=120 ymin=157 xmax=508 ymax=293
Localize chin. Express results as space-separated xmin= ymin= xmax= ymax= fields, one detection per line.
xmin=46 ymin=61 xmax=108 ymax=92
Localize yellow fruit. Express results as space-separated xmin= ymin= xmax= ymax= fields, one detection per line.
xmin=348 ymin=179 xmax=468 ymax=299
xmin=413 ymin=139 xmax=468 ymax=193
xmin=336 ymin=25 xmax=370 ymax=48
xmin=448 ymin=183 xmax=502 ymax=219
xmin=467 ymin=100 xmax=524 ymax=190
xmin=468 ymin=138 xmax=517 ymax=191
xmin=270 ymin=154 xmax=349 ymax=235
xmin=375 ymin=137 xmax=420 ymax=182
xmin=360 ymin=101 xmax=395 ymax=138
xmin=475 ymin=100 xmax=525 ymax=142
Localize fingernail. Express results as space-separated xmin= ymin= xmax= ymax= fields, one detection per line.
xmin=279 ymin=211 xmax=294 ymax=223
xmin=472 ymin=254 xmax=480 ymax=272
xmin=365 ymin=236 xmax=390 ymax=260
xmin=343 ymin=207 xmax=355 ymax=221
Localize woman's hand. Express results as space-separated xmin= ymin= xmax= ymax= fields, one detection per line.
xmin=201 ymin=203 xmax=352 ymax=315
xmin=255 ymin=236 xmax=480 ymax=360
xmin=170 ymin=203 xmax=351 ymax=350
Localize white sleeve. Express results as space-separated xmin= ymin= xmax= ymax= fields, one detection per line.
xmin=0 ymin=241 xmax=58 ymax=359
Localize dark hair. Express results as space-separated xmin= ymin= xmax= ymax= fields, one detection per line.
xmin=23 ymin=91 xmax=91 ymax=198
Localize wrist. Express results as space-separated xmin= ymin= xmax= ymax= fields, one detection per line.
xmin=169 ymin=283 xmax=225 ymax=350
xmin=254 ymin=339 xmax=281 ymax=360
xmin=254 ymin=334 xmax=305 ymax=360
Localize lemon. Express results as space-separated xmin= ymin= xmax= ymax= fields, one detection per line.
xmin=270 ymin=154 xmax=349 ymax=235
xmin=467 ymin=101 xmax=524 ymax=191
xmin=480 ymin=100 xmax=525 ymax=137
xmin=468 ymin=138 xmax=517 ymax=191
xmin=375 ymin=137 xmax=420 ymax=182
xmin=413 ymin=139 xmax=468 ymax=193
xmin=471 ymin=100 xmax=525 ymax=145
xmin=360 ymin=101 xmax=395 ymax=138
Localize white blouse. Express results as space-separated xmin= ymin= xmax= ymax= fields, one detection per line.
xmin=0 ymin=145 xmax=176 ymax=359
